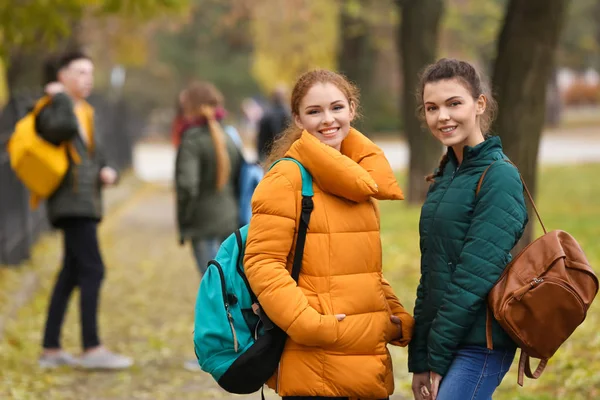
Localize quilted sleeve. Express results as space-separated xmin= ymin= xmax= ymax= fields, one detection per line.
xmin=408 ymin=268 xmax=430 ymax=373
xmin=427 ymin=161 xmax=528 ymax=376
xmin=382 ymin=277 xmax=414 ymax=347
xmin=35 ymin=93 xmax=78 ymax=145
xmin=244 ymin=168 xmax=340 ymax=347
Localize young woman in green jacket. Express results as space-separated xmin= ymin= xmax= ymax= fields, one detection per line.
xmin=408 ymin=58 xmax=528 ymax=400
xmin=175 ymin=82 xmax=242 ymax=275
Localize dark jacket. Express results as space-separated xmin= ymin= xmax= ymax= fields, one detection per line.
xmin=175 ymin=124 xmax=242 ymax=243
xmin=35 ymin=93 xmax=112 ymax=227
xmin=408 ymin=136 xmax=528 ymax=376
xmin=257 ymin=102 xmax=290 ymax=162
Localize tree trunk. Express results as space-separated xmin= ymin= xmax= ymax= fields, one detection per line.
xmin=337 ymin=1 xmax=375 ymax=85
xmin=396 ymin=0 xmax=444 ymax=204
xmin=492 ymin=0 xmax=568 ymax=251
xmin=595 ymin=0 xmax=600 ymax=47
xmin=337 ymin=0 xmax=377 ymax=133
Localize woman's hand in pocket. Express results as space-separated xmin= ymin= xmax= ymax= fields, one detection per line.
xmin=390 ymin=315 xmax=403 ymax=340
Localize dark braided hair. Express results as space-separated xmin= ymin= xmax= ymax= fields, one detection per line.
xmin=418 ymin=58 xmax=497 ymax=182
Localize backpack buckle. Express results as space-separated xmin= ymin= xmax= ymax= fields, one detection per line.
xmin=301 ymin=197 xmax=313 ymax=224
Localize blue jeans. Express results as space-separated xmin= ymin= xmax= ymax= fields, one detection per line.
xmin=437 ymin=346 xmax=515 ymax=400
xmin=191 ymin=238 xmax=220 ymax=275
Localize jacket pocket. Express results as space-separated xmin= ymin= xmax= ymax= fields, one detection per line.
xmin=316 ymin=293 xmax=334 ymax=315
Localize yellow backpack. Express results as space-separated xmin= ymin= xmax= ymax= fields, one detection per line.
xmin=7 ymin=96 xmax=79 ymax=209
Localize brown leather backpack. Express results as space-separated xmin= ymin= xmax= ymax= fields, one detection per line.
xmin=476 ymin=160 xmax=598 ymax=386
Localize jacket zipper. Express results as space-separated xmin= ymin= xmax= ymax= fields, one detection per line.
xmin=423 ymin=164 xmax=460 ymax=285
xmin=451 ymin=164 xmax=461 ymax=181
xmin=208 ymin=260 xmax=239 ymax=352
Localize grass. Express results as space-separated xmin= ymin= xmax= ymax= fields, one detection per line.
xmin=382 ymin=163 xmax=600 ymax=400
xmin=0 ymin=186 xmax=281 ymax=400
xmin=0 ymin=164 xmax=599 ymax=399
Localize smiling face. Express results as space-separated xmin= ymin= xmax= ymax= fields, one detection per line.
xmin=294 ymin=82 xmax=355 ymax=151
xmin=423 ymin=78 xmax=486 ymax=153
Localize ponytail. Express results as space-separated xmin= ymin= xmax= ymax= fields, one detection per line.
xmin=206 ymin=118 xmax=231 ymax=191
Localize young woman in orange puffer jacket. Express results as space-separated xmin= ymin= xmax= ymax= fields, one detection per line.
xmin=243 ymin=69 xmax=415 ymax=399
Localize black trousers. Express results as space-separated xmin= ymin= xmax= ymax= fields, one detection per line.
xmin=43 ymin=217 xmax=105 ymax=350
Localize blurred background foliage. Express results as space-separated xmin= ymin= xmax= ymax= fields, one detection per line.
xmin=1 ymin=0 xmax=598 ymax=131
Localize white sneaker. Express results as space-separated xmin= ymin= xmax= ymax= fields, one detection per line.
xmin=183 ymin=359 xmax=202 ymax=372
xmin=78 ymin=347 xmax=133 ymax=370
xmin=39 ymin=350 xmax=78 ymax=369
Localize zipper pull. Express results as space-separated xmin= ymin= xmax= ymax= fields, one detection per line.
xmin=530 ymin=277 xmax=544 ymax=287
xmin=451 ymin=165 xmax=460 ymax=181
xmin=227 ymin=311 xmax=239 ymax=352
xmin=514 ymin=277 xmax=544 ymax=301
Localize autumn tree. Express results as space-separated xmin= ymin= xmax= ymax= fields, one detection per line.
xmin=557 ymin=0 xmax=600 ymax=71
xmin=146 ymin=0 xmax=258 ymax=112
xmin=396 ymin=0 xmax=445 ymax=203
xmin=441 ymin=0 xmax=507 ymax=70
xmin=0 ymin=0 xmax=189 ymax=93
xmin=250 ymin=0 xmax=340 ymax=93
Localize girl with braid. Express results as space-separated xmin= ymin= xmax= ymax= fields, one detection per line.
xmin=409 ymin=59 xmax=528 ymax=400
xmin=175 ymin=81 xmax=241 ymax=275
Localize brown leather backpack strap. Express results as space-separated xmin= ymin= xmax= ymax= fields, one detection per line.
xmin=517 ymin=351 xmax=548 ymax=387
xmin=476 ymin=159 xmax=547 ymax=234
xmin=524 ymin=355 xmax=548 ymax=379
xmin=476 ymin=160 xmax=501 ymax=196
xmin=485 ymin=308 xmax=493 ymax=350
xmin=517 ymin=351 xmax=526 ymax=386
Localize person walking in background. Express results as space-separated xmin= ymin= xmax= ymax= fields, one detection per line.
xmin=174 ymin=81 xmax=242 ymax=275
xmin=175 ymin=81 xmax=242 ymax=372
xmin=256 ymin=84 xmax=291 ymax=162
xmin=239 ymin=97 xmax=264 ymax=144
xmin=244 ymin=69 xmax=414 ymax=399
xmin=408 ymin=58 xmax=528 ymax=400
xmin=38 ymin=51 xmax=133 ymax=370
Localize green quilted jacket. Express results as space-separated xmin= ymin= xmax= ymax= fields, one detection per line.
xmin=174 ymin=124 xmax=242 ymax=243
xmin=408 ymin=136 xmax=528 ymax=376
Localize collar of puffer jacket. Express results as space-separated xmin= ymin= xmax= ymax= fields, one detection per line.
xmin=447 ymin=135 xmax=504 ymax=168
xmin=285 ymin=128 xmax=404 ymax=203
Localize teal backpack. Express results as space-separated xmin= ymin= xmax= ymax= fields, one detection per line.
xmin=193 ymin=158 xmax=314 ymax=394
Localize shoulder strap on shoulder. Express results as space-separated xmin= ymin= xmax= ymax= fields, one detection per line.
xmin=268 ymin=157 xmax=314 ymax=282
xmin=32 ymin=96 xmax=52 ymax=116
xmin=475 ymin=159 xmax=502 ymax=196
xmin=269 ymin=157 xmax=313 ymax=197
xmin=476 ymin=158 xmax=546 ymax=234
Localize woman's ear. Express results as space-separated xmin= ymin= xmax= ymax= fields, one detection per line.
xmin=294 ymin=114 xmax=304 ymax=130
xmin=349 ymin=101 xmax=356 ymax=121
xmin=476 ymin=94 xmax=487 ymax=116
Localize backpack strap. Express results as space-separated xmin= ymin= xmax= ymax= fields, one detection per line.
xmin=476 ymin=159 xmax=546 ymax=234
xmin=253 ymin=158 xmax=313 ymax=331
xmin=517 ymin=351 xmax=547 ymax=386
xmin=268 ymin=157 xmax=314 ymax=283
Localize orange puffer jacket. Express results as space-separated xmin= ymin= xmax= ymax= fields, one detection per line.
xmin=244 ymin=129 xmax=415 ymax=398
